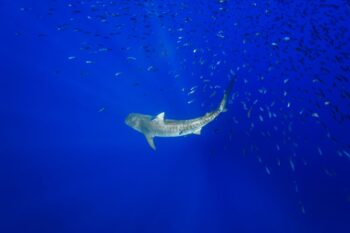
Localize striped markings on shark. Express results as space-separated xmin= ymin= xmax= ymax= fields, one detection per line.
xmin=125 ymin=79 xmax=235 ymax=150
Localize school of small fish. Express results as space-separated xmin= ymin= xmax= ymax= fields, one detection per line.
xmin=18 ymin=0 xmax=350 ymax=214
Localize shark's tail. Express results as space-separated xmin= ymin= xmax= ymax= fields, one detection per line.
xmin=219 ymin=78 xmax=235 ymax=112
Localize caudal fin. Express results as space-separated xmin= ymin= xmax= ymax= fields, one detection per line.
xmin=219 ymin=78 xmax=235 ymax=112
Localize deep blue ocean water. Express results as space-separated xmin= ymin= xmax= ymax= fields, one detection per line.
xmin=1 ymin=0 xmax=350 ymax=232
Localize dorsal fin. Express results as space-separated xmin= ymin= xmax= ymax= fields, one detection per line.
xmin=153 ymin=112 xmax=165 ymax=121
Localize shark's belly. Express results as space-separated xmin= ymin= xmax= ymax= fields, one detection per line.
xmin=151 ymin=121 xmax=202 ymax=137
xmin=157 ymin=130 xmax=194 ymax=137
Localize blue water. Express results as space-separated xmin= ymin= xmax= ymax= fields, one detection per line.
xmin=1 ymin=0 xmax=350 ymax=232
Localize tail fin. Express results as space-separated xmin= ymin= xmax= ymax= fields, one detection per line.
xmin=219 ymin=78 xmax=235 ymax=112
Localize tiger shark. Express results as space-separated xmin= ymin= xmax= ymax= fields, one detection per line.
xmin=125 ymin=79 xmax=235 ymax=150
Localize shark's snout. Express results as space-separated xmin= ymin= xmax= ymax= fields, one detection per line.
xmin=124 ymin=114 xmax=134 ymax=127
xmin=125 ymin=113 xmax=140 ymax=130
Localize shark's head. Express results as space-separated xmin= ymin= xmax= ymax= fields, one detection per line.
xmin=125 ymin=113 xmax=141 ymax=130
xmin=125 ymin=113 xmax=156 ymax=150
xmin=125 ymin=113 xmax=152 ymax=133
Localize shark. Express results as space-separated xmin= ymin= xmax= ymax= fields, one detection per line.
xmin=125 ymin=79 xmax=235 ymax=150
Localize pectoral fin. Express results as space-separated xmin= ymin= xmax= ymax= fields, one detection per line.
xmin=193 ymin=128 xmax=202 ymax=135
xmin=145 ymin=135 xmax=156 ymax=150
